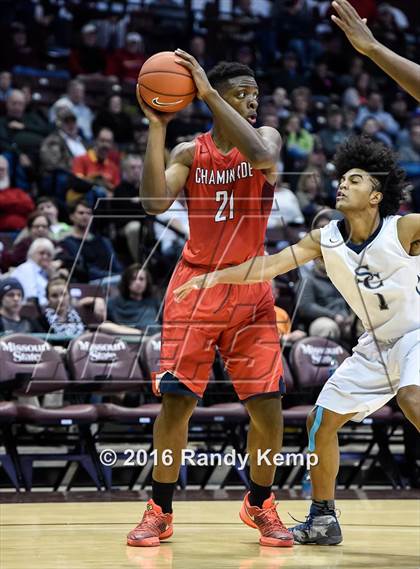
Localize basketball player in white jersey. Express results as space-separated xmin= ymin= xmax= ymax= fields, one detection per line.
xmin=173 ymin=136 xmax=420 ymax=545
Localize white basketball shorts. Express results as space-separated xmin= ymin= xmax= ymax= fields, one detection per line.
xmin=316 ymin=328 xmax=420 ymax=422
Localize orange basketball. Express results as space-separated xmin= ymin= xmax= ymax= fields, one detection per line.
xmin=137 ymin=51 xmax=196 ymax=113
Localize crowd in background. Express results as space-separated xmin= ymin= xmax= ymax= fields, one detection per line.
xmin=0 ymin=0 xmax=419 ymax=345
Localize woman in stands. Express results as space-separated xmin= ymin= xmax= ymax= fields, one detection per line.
xmin=38 ymin=276 xmax=142 ymax=337
xmin=107 ymin=264 xmax=161 ymax=336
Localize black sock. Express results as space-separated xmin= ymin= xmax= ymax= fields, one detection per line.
xmin=248 ymin=480 xmax=271 ymax=508
xmin=152 ymin=480 xmax=175 ymax=514
xmin=310 ymin=499 xmax=335 ymax=516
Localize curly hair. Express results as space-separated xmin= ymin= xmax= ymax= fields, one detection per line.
xmin=207 ymin=61 xmax=255 ymax=92
xmin=333 ymin=136 xmax=406 ymax=217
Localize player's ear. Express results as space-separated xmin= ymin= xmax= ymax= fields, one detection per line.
xmin=370 ymin=191 xmax=383 ymax=206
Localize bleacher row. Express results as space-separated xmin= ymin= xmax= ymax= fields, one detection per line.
xmin=0 ymin=331 xmax=405 ymax=491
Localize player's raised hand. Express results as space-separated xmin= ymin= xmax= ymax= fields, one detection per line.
xmin=331 ymin=0 xmax=374 ymax=56
xmin=174 ymin=272 xmax=219 ymax=302
xmin=174 ymin=49 xmax=214 ymax=100
xmin=136 ymin=84 xmax=177 ymax=125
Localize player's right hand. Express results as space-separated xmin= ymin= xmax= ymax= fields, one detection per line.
xmin=173 ymin=272 xmax=219 ymax=302
xmin=331 ymin=0 xmax=374 ymax=56
xmin=136 ymin=84 xmax=177 ymax=125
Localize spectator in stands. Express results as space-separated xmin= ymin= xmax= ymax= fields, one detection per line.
xmin=0 ymin=155 xmax=34 ymax=232
xmin=93 ymin=10 xmax=130 ymax=51
xmin=92 ymin=95 xmax=133 ymax=146
xmin=308 ymin=60 xmax=338 ymax=100
xmin=40 ymin=106 xmax=90 ymax=208
xmin=166 ymin=106 xmax=204 ymax=149
xmin=290 ymin=87 xmax=314 ymax=132
xmin=5 ymin=22 xmax=41 ymax=71
xmin=271 ymin=87 xmax=290 ymax=121
xmin=59 ymin=200 xmax=123 ymax=283
xmin=36 ymin=197 xmax=70 ymax=240
xmin=361 ymin=117 xmax=392 ymax=147
xmin=112 ymin=154 xmax=148 ymax=262
xmin=296 ymin=169 xmax=324 ymax=223
xmin=0 ymin=89 xmax=51 ymax=164
xmin=69 ymin=23 xmax=107 ymax=78
xmin=390 ymin=93 xmax=409 ymax=129
xmin=53 ymin=106 xmax=87 ymax=158
xmin=271 ymin=282 xmax=306 ymax=344
xmin=189 ymin=36 xmax=213 ymax=71
xmin=154 ymin=197 xmax=189 ymax=272
xmin=1 ymin=212 xmax=51 ymax=271
xmin=283 ymin=114 xmax=314 ymax=175
xmin=298 ymin=256 xmax=351 ymax=341
xmin=0 ymin=277 xmax=42 ymax=334
xmin=274 ymin=51 xmax=306 ymax=94
xmin=372 ymin=3 xmax=406 ymax=55
xmin=49 ymin=80 xmax=94 ymax=140
xmin=0 ymin=71 xmax=12 ymax=102
xmin=342 ymin=71 xmax=376 ymax=108
xmin=39 ymin=276 xmax=145 ymax=336
xmin=355 ymin=91 xmax=399 ymax=138
xmin=268 ymin=180 xmax=305 ymax=228
xmin=318 ymin=105 xmax=350 ymax=159
xmin=107 ymin=264 xmax=161 ymax=336
xmin=71 ymin=128 xmax=120 ymax=203
xmin=106 ymin=32 xmax=147 ymax=83
xmin=399 ymin=123 xmax=420 ymax=163
xmin=12 ymin=238 xmax=60 ymax=305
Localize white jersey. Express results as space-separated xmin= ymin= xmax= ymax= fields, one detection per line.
xmin=320 ymin=216 xmax=420 ymax=342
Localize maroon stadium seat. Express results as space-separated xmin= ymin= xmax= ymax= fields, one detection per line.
xmin=0 ymin=334 xmax=101 ymax=490
xmin=67 ymin=331 xmax=145 ymax=393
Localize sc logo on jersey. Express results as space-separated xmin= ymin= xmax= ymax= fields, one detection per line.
xmin=355 ymin=265 xmax=384 ymax=289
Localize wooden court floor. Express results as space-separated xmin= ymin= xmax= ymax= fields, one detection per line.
xmin=1 ymin=500 xmax=419 ymax=569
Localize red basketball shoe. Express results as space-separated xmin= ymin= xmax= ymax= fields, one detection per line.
xmin=239 ymin=492 xmax=293 ymax=547
xmin=127 ymin=499 xmax=173 ymax=547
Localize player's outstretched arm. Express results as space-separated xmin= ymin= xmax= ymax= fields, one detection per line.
xmin=174 ymin=230 xmax=322 ymax=302
xmin=331 ymin=0 xmax=420 ymax=101
xmin=174 ymin=49 xmax=281 ymax=170
xmin=136 ymin=86 xmax=192 ymax=214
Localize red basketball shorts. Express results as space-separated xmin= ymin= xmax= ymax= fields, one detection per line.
xmin=154 ymin=259 xmax=284 ymax=400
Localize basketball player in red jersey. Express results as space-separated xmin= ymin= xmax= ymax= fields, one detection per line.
xmin=127 ymin=49 xmax=293 ymax=548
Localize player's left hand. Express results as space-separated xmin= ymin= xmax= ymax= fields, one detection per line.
xmin=173 ymin=272 xmax=219 ymax=302
xmin=174 ymin=49 xmax=214 ymax=100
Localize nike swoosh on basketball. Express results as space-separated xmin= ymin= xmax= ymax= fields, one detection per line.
xmin=152 ymin=97 xmax=183 ymax=107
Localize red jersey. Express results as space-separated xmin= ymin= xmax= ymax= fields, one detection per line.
xmin=183 ymin=132 xmax=274 ymax=269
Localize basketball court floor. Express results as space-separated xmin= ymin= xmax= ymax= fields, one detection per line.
xmin=1 ymin=498 xmax=419 ymax=569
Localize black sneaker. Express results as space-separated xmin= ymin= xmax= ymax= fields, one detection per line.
xmin=290 ymin=512 xmax=342 ymax=545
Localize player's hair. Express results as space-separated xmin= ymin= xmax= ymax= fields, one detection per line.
xmin=333 ymin=136 xmax=406 ymax=217
xmin=207 ymin=61 xmax=255 ymax=91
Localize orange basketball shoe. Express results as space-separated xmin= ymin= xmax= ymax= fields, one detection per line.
xmin=127 ymin=500 xmax=173 ymax=547
xmin=240 ymin=492 xmax=294 ymax=547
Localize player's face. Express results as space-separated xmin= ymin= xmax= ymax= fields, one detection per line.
xmin=221 ymin=76 xmax=259 ymax=125
xmin=336 ymin=168 xmax=382 ymax=213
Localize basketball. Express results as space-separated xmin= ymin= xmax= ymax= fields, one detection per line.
xmin=137 ymin=51 xmax=196 ymax=113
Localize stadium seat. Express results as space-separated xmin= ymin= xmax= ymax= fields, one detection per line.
xmin=67 ymin=331 xmax=145 ymax=393
xmin=0 ymin=401 xmax=22 ymax=490
xmin=0 ymin=334 xmax=101 ymax=490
